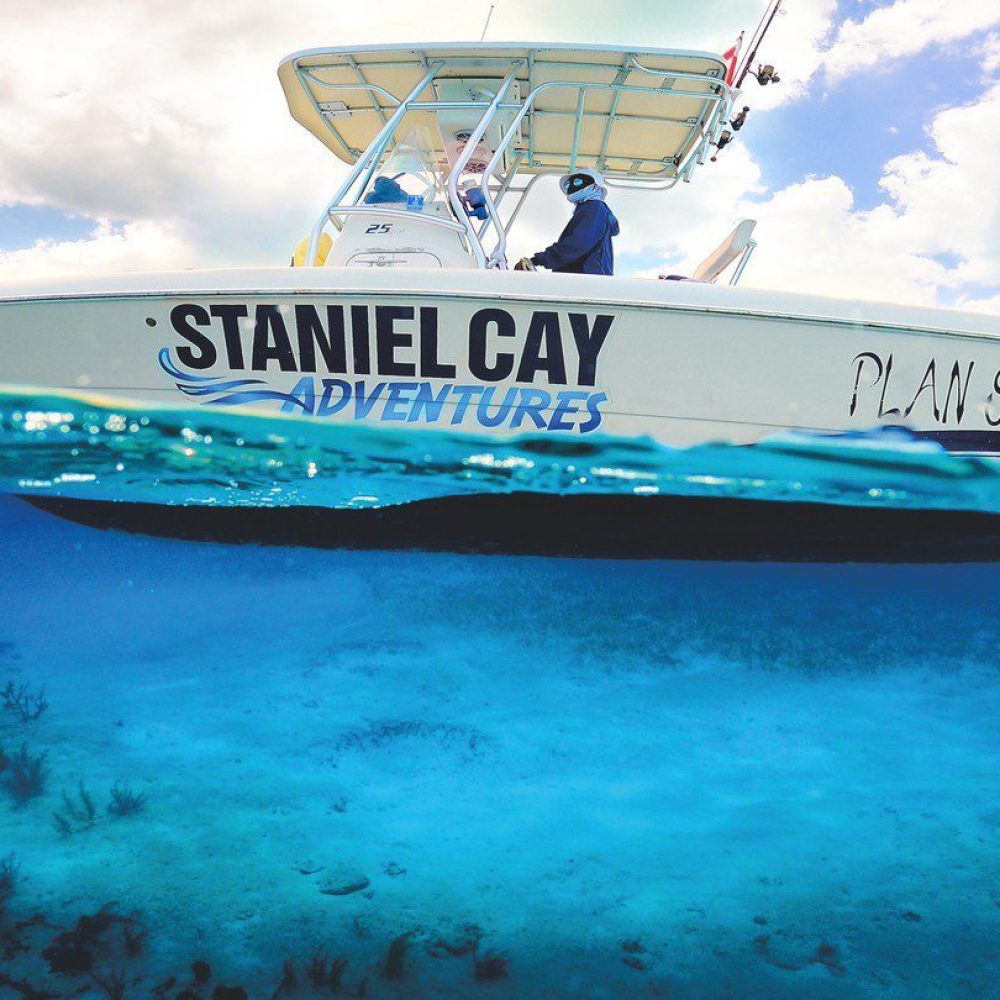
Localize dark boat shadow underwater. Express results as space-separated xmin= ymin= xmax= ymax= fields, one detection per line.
xmin=0 ymin=494 xmax=999 ymax=998
xmin=4 ymin=385 xmax=1000 ymax=563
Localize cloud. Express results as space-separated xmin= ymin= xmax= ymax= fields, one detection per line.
xmin=0 ymin=220 xmax=190 ymax=278
xmin=876 ymin=80 xmax=1000 ymax=286
xmin=742 ymin=0 xmax=1000 ymax=111
xmin=615 ymin=78 xmax=1000 ymax=310
xmin=958 ymin=293 xmax=1000 ymax=315
xmin=0 ymin=0 xmax=774 ymax=272
xmin=980 ymin=33 xmax=1000 ymax=75
xmin=822 ymin=0 xmax=1000 ymax=83
xmin=736 ymin=0 xmax=837 ymax=110
xmin=0 ymin=0 xmax=997 ymax=315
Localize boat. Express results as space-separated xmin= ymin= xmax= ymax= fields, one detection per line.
xmin=2 ymin=28 xmax=1000 ymax=559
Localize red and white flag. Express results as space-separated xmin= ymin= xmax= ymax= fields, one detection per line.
xmin=723 ymin=33 xmax=744 ymax=86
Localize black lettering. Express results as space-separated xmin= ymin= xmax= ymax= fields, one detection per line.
xmin=469 ymin=308 xmax=515 ymax=381
xmin=568 ymin=313 xmax=613 ymax=386
xmin=209 ymin=304 xmax=248 ymax=369
xmin=903 ymin=360 xmax=939 ymax=420
xmin=986 ymin=370 xmax=1000 ymax=427
xmin=419 ymin=307 xmax=456 ymax=378
xmin=879 ymin=353 xmax=900 ymax=417
xmin=942 ymin=360 xmax=974 ymax=424
xmin=251 ymin=305 xmax=297 ymax=372
xmin=375 ymin=305 xmax=416 ymax=376
xmin=295 ymin=304 xmax=347 ymax=374
xmin=171 ymin=304 xmax=215 ymax=370
xmin=517 ymin=311 xmax=566 ymax=385
xmin=351 ymin=305 xmax=371 ymax=375
xmin=850 ymin=352 xmax=881 ymax=417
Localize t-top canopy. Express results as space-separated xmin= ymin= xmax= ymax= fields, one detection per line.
xmin=277 ymin=42 xmax=731 ymax=182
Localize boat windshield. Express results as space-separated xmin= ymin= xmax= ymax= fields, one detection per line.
xmin=360 ymin=132 xmax=442 ymax=210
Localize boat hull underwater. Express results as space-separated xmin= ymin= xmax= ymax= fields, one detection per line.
xmin=2 ymin=267 xmax=1000 ymax=558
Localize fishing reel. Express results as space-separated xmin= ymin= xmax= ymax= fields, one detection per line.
xmin=711 ymin=106 xmax=751 ymax=161
xmin=710 ymin=129 xmax=733 ymax=162
xmin=752 ymin=63 xmax=780 ymax=85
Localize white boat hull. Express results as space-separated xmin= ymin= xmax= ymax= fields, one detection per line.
xmin=2 ymin=267 xmax=1000 ymax=455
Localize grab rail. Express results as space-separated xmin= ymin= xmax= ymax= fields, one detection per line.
xmin=480 ymin=79 xmax=728 ymax=267
xmin=305 ymin=61 xmax=444 ymax=265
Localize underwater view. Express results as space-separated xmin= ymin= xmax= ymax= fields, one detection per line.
xmin=1 ymin=390 xmax=1000 ymax=998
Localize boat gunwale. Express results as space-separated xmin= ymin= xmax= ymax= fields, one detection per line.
xmin=1 ymin=279 xmax=998 ymax=345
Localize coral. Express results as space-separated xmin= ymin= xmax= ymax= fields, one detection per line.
xmin=41 ymin=903 xmax=146 ymax=975
xmin=123 ymin=922 xmax=147 ymax=957
xmin=151 ymin=976 xmax=176 ymax=998
xmin=1 ymin=681 xmax=48 ymax=723
xmin=52 ymin=812 xmax=73 ymax=837
xmin=1 ymin=914 xmax=56 ymax=965
xmin=53 ymin=782 xmax=98 ymax=834
xmin=2 ymin=745 xmax=46 ymax=805
xmin=306 ymin=949 xmax=330 ymax=987
xmin=192 ymin=959 xmax=212 ymax=983
xmin=269 ymin=957 xmax=296 ymax=997
xmin=107 ymin=783 xmax=146 ymax=817
xmin=0 ymin=972 xmax=59 ymax=999
xmin=382 ymin=931 xmax=415 ymax=980
xmin=474 ymin=951 xmax=510 ymax=981
xmin=304 ymin=948 xmax=347 ymax=989
xmin=0 ymin=853 xmax=18 ymax=914
xmin=77 ymin=783 xmax=97 ymax=824
xmin=90 ymin=966 xmax=127 ymax=999
xmin=329 ymin=956 xmax=348 ymax=991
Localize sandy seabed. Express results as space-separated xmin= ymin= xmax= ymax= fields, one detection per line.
xmin=0 ymin=494 xmax=998 ymax=998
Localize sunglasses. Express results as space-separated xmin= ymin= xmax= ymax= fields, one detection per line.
xmin=561 ymin=173 xmax=595 ymax=194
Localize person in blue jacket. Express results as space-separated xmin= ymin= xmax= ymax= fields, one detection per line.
xmin=517 ymin=169 xmax=619 ymax=276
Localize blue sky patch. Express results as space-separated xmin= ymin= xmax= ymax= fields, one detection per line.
xmin=0 ymin=204 xmax=97 ymax=252
xmin=744 ymin=45 xmax=989 ymax=210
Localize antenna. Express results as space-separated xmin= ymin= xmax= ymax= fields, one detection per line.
xmin=480 ymin=2 xmax=496 ymax=41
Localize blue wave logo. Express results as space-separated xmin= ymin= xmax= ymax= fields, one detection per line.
xmin=157 ymin=349 xmax=309 ymax=412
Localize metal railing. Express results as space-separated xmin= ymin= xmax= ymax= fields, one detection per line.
xmin=478 ymin=77 xmax=730 ymax=267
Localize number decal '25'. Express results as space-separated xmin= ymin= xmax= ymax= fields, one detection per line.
xmin=365 ymin=223 xmax=392 ymax=235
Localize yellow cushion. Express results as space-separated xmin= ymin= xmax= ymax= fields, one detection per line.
xmin=291 ymin=232 xmax=333 ymax=267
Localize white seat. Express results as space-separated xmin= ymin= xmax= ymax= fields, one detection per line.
xmin=691 ymin=219 xmax=757 ymax=283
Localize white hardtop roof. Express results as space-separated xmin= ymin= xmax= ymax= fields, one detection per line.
xmin=277 ymin=42 xmax=730 ymax=181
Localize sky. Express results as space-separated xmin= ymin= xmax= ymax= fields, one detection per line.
xmin=0 ymin=0 xmax=999 ymax=312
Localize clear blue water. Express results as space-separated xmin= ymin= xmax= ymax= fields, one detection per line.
xmin=1 ymin=388 xmax=999 ymax=998
xmin=3 ymin=387 xmax=1000 ymax=513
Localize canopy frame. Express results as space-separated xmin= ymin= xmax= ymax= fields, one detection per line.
xmin=284 ymin=44 xmax=735 ymax=267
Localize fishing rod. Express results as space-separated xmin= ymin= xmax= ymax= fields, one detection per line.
xmin=711 ymin=0 xmax=783 ymax=160
xmin=735 ymin=0 xmax=783 ymax=89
